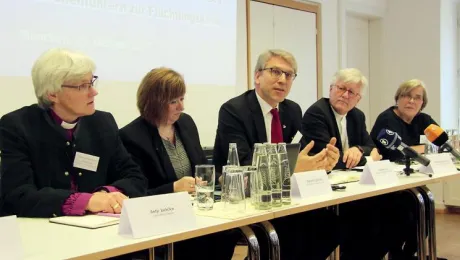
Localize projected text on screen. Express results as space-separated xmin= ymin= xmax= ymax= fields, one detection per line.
xmin=0 ymin=0 xmax=237 ymax=86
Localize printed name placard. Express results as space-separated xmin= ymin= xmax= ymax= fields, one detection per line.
xmin=0 ymin=215 xmax=23 ymax=260
xmin=119 ymin=192 xmax=196 ymax=238
xmin=360 ymin=160 xmax=399 ymax=185
xmin=419 ymin=153 xmax=457 ymax=174
xmin=73 ymin=152 xmax=99 ymax=172
xmin=291 ymin=170 xmax=332 ymax=198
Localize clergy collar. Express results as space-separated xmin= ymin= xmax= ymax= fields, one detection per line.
xmin=50 ymin=109 xmax=78 ymax=130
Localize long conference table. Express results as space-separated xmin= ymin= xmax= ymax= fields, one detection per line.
xmin=18 ymin=169 xmax=460 ymax=260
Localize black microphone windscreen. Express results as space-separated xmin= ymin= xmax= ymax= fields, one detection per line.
xmin=377 ymin=129 xmax=401 ymax=150
xmin=432 ymin=132 xmax=449 ymax=147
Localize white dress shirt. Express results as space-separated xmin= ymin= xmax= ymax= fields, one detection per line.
xmin=331 ymin=106 xmax=349 ymax=150
xmin=255 ymin=91 xmax=279 ymax=142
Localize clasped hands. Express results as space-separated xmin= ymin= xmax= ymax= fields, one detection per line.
xmin=86 ymin=191 xmax=128 ymax=214
xmin=294 ymin=137 xmax=340 ymax=172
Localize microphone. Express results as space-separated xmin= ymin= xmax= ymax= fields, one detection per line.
xmin=424 ymin=124 xmax=460 ymax=160
xmin=377 ymin=129 xmax=431 ymax=166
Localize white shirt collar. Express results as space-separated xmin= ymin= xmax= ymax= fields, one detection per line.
xmin=331 ymin=105 xmax=347 ymax=120
xmin=255 ymin=90 xmax=278 ymax=115
xmin=61 ymin=121 xmax=78 ymax=130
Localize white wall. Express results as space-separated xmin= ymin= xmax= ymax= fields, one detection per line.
xmin=337 ymin=0 xmax=458 ymax=130
xmin=307 ymin=0 xmax=339 ymax=96
xmin=341 ymin=0 xmax=386 ymax=18
xmin=440 ymin=0 xmax=459 ymax=130
xmin=379 ymin=0 xmax=441 ymax=124
xmin=332 ymin=0 xmax=460 ymax=207
xmin=338 ymin=0 xmax=386 ymax=69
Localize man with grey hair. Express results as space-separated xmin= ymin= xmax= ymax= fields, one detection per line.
xmin=301 ymin=68 xmax=381 ymax=169
xmin=213 ymin=49 xmax=340 ymax=260
xmin=214 ymin=49 xmax=340 ymax=173
xmin=301 ymin=68 xmax=391 ymax=259
xmin=0 ymin=48 xmax=147 ymax=219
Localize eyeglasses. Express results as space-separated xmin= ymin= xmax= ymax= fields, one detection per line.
xmin=62 ymin=75 xmax=98 ymax=91
xmin=261 ymin=67 xmax=297 ymax=81
xmin=400 ymin=94 xmax=423 ymax=102
xmin=333 ymin=84 xmax=360 ymax=99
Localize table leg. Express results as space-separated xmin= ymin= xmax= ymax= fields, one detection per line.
xmin=328 ymin=205 xmax=339 ymax=260
xmin=251 ymin=221 xmax=280 ymax=260
xmin=149 ymin=247 xmax=154 ymax=260
xmin=239 ymin=225 xmax=261 ymax=260
xmin=166 ymin=243 xmax=174 ymax=260
xmin=406 ymin=188 xmax=426 ymax=260
xmin=417 ymin=186 xmax=437 ymax=260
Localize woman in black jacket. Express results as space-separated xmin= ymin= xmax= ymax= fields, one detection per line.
xmin=120 ymin=67 xmax=238 ymax=260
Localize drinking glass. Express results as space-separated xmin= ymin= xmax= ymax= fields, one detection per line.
xmin=195 ymin=165 xmax=215 ymax=210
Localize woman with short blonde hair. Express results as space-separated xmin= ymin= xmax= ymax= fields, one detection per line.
xmin=371 ymin=78 xmax=436 ymax=162
xmin=370 ymin=78 xmax=441 ymax=259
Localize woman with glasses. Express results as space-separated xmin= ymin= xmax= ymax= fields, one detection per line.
xmin=0 ymin=48 xmax=147 ymax=218
xmin=370 ymin=79 xmax=437 ymax=161
xmin=370 ymin=79 xmax=444 ymax=260
xmin=119 ymin=67 xmax=239 ymax=260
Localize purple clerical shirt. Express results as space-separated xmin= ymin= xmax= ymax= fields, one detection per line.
xmin=49 ymin=110 xmax=120 ymax=216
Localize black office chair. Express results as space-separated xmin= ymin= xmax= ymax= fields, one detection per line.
xmin=202 ymin=146 xmax=214 ymax=165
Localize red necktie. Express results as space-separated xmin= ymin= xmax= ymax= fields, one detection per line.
xmin=270 ymin=108 xmax=283 ymax=143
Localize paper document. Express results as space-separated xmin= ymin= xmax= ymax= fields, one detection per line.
xmin=49 ymin=214 xmax=120 ymax=229
xmin=328 ymin=170 xmax=361 ymax=185
xmin=292 ymin=131 xmax=303 ymax=143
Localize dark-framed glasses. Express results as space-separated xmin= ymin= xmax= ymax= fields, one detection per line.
xmin=261 ymin=67 xmax=297 ymax=81
xmin=333 ymin=84 xmax=360 ymax=99
xmin=62 ymin=75 xmax=98 ymax=91
xmin=400 ymin=94 xmax=423 ymax=102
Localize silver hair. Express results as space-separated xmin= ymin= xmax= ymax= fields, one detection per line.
xmin=254 ymin=49 xmax=298 ymax=74
xmin=330 ymin=68 xmax=368 ymax=94
xmin=31 ymin=48 xmax=96 ymax=108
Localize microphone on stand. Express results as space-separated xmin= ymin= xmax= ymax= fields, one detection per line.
xmin=377 ymin=128 xmax=432 ymax=177
xmin=424 ymin=124 xmax=460 ymax=161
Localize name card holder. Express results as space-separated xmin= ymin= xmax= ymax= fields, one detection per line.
xmin=119 ymin=192 xmax=196 ymax=238
xmin=0 ymin=215 xmax=23 ymax=260
xmin=419 ymin=153 xmax=458 ymax=174
xmin=360 ymin=160 xmax=399 ymax=185
xmin=291 ymin=170 xmax=332 ymax=199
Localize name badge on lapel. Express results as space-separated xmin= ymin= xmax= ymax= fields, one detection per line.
xmin=74 ymin=152 xmax=99 ymax=172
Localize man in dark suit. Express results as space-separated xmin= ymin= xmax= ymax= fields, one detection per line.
xmin=301 ymin=68 xmax=397 ymax=260
xmin=213 ymin=49 xmax=340 ymax=260
xmin=213 ymin=50 xmax=339 ymax=174
xmin=0 ymin=48 xmax=147 ymax=218
xmin=300 ymin=68 xmax=381 ymax=169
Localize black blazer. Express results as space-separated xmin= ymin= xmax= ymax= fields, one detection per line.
xmin=120 ymin=114 xmax=207 ymax=196
xmin=300 ymin=98 xmax=375 ymax=169
xmin=213 ymin=90 xmax=302 ymax=174
xmin=0 ymin=105 xmax=147 ymax=218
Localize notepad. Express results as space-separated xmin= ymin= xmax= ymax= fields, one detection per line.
xmin=49 ymin=214 xmax=120 ymax=229
xmin=328 ymin=170 xmax=361 ymax=185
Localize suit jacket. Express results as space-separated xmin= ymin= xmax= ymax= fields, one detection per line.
xmin=300 ymin=98 xmax=375 ymax=169
xmin=213 ymin=90 xmax=302 ymax=174
xmin=120 ymin=114 xmax=207 ymax=195
xmin=0 ymin=105 xmax=147 ymax=217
